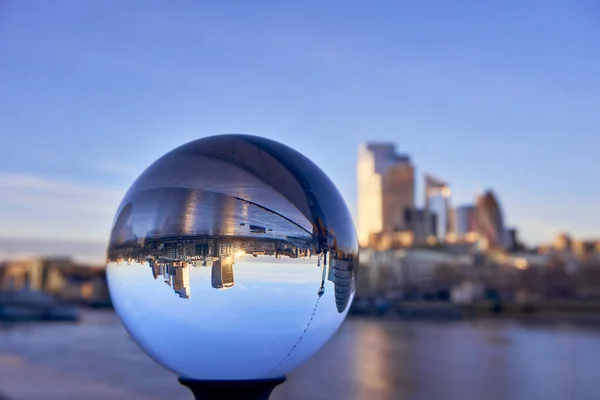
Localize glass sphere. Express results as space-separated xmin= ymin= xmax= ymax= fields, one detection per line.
xmin=106 ymin=134 xmax=358 ymax=381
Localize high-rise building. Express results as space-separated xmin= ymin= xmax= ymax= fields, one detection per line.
xmin=357 ymin=143 xmax=415 ymax=247
xmin=475 ymin=190 xmax=505 ymax=250
xmin=211 ymin=256 xmax=235 ymax=289
xmin=173 ymin=264 xmax=191 ymax=299
xmin=424 ymin=174 xmax=453 ymax=240
xmin=455 ymin=205 xmax=477 ymax=237
xmin=327 ymin=258 xmax=355 ymax=313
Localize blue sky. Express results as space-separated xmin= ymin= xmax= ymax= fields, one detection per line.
xmin=0 ymin=0 xmax=599 ymax=245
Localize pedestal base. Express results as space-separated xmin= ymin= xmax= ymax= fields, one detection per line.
xmin=178 ymin=376 xmax=286 ymax=400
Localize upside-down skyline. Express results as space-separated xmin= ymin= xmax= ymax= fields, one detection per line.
xmin=1 ymin=1 xmax=599 ymax=248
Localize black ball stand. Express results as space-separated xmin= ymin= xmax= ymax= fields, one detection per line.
xmin=179 ymin=376 xmax=286 ymax=400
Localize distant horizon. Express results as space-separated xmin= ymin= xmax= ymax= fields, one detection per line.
xmin=0 ymin=236 xmax=107 ymax=266
xmin=0 ymin=223 xmax=597 ymax=265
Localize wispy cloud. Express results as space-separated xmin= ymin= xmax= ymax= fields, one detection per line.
xmin=0 ymin=172 xmax=124 ymax=216
xmin=0 ymin=172 xmax=125 ymax=241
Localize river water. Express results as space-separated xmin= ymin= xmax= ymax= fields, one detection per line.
xmin=0 ymin=310 xmax=599 ymax=400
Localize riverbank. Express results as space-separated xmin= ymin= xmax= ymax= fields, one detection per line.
xmin=350 ymin=298 xmax=600 ymax=321
xmin=0 ymin=291 xmax=80 ymax=323
xmin=460 ymin=299 xmax=600 ymax=317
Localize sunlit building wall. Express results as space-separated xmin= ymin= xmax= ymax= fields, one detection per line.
xmin=173 ymin=264 xmax=191 ymax=299
xmin=553 ymin=233 xmax=573 ymax=252
xmin=382 ymin=162 xmax=415 ymax=232
xmin=211 ymin=256 xmax=235 ymax=289
xmin=572 ymin=240 xmax=598 ymax=259
xmin=357 ymin=143 xmax=414 ymax=247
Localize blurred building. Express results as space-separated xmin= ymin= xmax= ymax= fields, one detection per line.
xmin=0 ymin=257 xmax=110 ymax=306
xmin=503 ymin=227 xmax=520 ymax=252
xmin=455 ymin=205 xmax=477 ymax=238
xmin=572 ymin=239 xmax=600 ymax=260
xmin=550 ymin=233 xmax=600 ymax=260
xmin=553 ymin=233 xmax=573 ymax=253
xmin=357 ymin=247 xmax=474 ymax=297
xmin=368 ymin=230 xmax=415 ymax=251
xmin=357 ymin=143 xmax=415 ymax=247
xmin=0 ymin=258 xmax=72 ymax=293
xmin=475 ymin=190 xmax=505 ymax=250
xmin=424 ymin=174 xmax=453 ymax=241
xmin=404 ymin=207 xmax=437 ymax=243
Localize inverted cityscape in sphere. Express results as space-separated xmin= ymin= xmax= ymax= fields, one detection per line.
xmin=106 ymin=134 xmax=359 ymax=380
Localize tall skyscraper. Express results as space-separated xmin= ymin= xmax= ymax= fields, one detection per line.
xmin=357 ymin=143 xmax=415 ymax=247
xmin=173 ymin=263 xmax=191 ymax=299
xmin=424 ymin=174 xmax=453 ymax=240
xmin=211 ymin=256 xmax=235 ymax=289
xmin=475 ymin=190 xmax=505 ymax=250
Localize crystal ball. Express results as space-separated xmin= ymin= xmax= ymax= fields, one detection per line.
xmin=106 ymin=134 xmax=358 ymax=380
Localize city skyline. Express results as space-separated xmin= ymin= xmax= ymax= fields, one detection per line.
xmin=1 ymin=2 xmax=599 ymax=246
xmin=356 ymin=141 xmax=517 ymax=252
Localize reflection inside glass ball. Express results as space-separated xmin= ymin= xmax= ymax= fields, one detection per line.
xmin=106 ymin=134 xmax=358 ymax=380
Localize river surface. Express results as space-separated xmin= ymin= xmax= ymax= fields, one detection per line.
xmin=0 ymin=311 xmax=599 ymax=400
